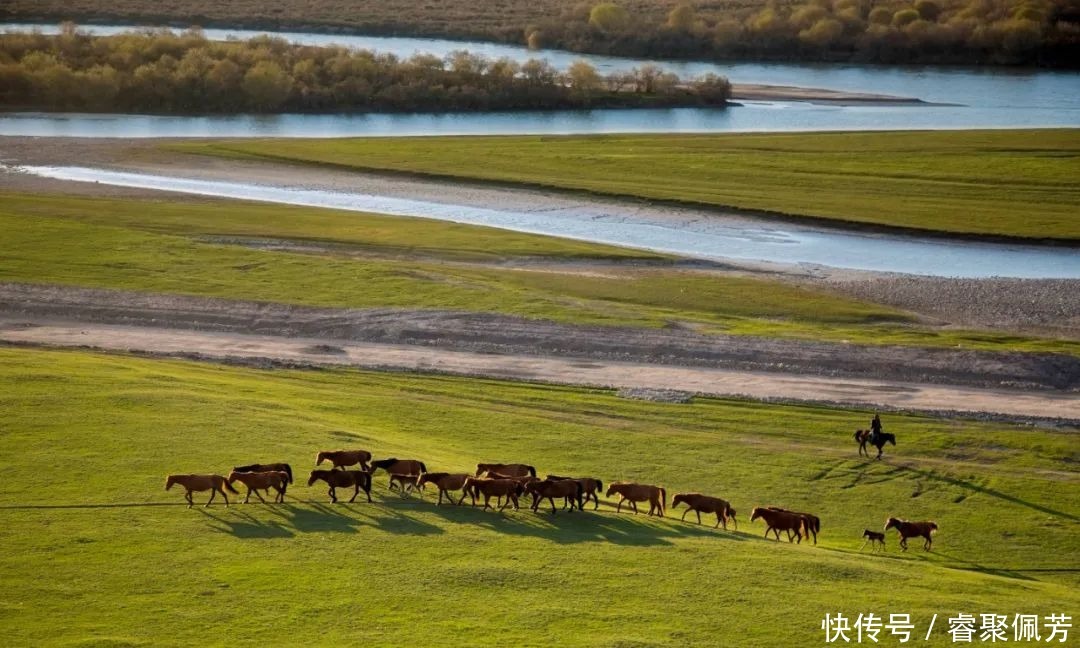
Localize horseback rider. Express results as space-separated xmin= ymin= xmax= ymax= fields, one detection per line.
xmin=870 ymin=413 xmax=883 ymax=445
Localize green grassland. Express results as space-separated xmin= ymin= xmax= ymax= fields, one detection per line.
xmin=4 ymin=192 xmax=1079 ymax=356
xmin=0 ymin=346 xmax=1077 ymax=646
xmin=174 ymin=129 xmax=1080 ymax=240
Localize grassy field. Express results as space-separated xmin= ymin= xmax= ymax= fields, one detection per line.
xmin=0 ymin=346 xmax=1077 ymax=646
xmin=5 ymin=191 xmax=1079 ymax=356
xmin=175 ymin=130 xmax=1080 ymax=241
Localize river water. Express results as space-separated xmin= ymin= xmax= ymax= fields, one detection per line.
xmin=1 ymin=23 xmax=1078 ymax=137
xmin=16 ymin=165 xmax=1080 ymax=278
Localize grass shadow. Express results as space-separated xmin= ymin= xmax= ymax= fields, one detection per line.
xmin=266 ymin=500 xmax=364 ymax=533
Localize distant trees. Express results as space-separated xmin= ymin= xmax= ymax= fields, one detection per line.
xmin=0 ymin=28 xmax=732 ymax=114
xmin=524 ymin=0 xmax=1077 ymax=65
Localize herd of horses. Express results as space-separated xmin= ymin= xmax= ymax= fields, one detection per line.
xmin=164 ymin=432 xmax=938 ymax=551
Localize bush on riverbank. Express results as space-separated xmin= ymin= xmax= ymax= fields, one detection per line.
xmin=0 ymin=26 xmax=731 ymax=113
xmin=529 ymin=0 xmax=1078 ymax=65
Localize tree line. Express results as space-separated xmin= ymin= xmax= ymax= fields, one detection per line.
xmin=525 ymin=0 xmax=1078 ymax=66
xmin=0 ymin=26 xmax=731 ymax=114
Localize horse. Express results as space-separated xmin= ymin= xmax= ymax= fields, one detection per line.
xmin=860 ymin=529 xmax=887 ymax=551
xmin=885 ymin=517 xmax=937 ymax=551
xmin=227 ymin=470 xmax=289 ymax=504
xmin=767 ymin=507 xmax=820 ymax=544
xmin=526 ymin=479 xmax=583 ymax=514
xmin=370 ymin=458 xmax=428 ymax=490
xmin=307 ymin=470 xmax=372 ymax=503
xmin=671 ymin=493 xmax=736 ymax=529
xmin=546 ymin=475 xmax=604 ymax=510
xmin=389 ymin=473 xmax=423 ymax=498
xmin=233 ymin=463 xmax=294 ymax=484
xmin=417 ymin=473 xmax=472 ymax=506
xmin=750 ymin=507 xmax=807 ymax=543
xmin=165 ymin=474 xmax=237 ymax=508
xmin=605 ymin=482 xmax=665 ymax=516
xmin=463 ymin=477 xmax=524 ymax=511
xmin=854 ymin=429 xmax=896 ymax=460
xmin=476 ymin=463 xmax=537 ymax=478
xmin=316 ymin=449 xmax=372 ymax=471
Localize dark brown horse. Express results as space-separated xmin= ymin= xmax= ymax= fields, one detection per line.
xmin=316 ymin=450 xmax=372 ymax=471
xmin=885 ymin=517 xmax=937 ymax=551
xmin=417 ymin=473 xmax=472 ymax=506
xmin=750 ymin=507 xmax=806 ymax=543
xmin=227 ymin=470 xmax=289 ymax=504
xmin=605 ymin=482 xmax=666 ymax=516
xmin=672 ymin=493 xmax=736 ymax=529
xmin=165 ymin=474 xmax=238 ymax=508
xmin=476 ymin=463 xmax=536 ymax=478
xmin=526 ymin=479 xmax=583 ymax=514
xmin=233 ymin=462 xmax=294 ymax=484
xmin=308 ymin=470 xmax=372 ymax=503
xmin=371 ymin=458 xmax=428 ymax=490
xmin=546 ymin=475 xmax=604 ymax=510
xmin=854 ymin=429 xmax=896 ymax=460
xmin=463 ymin=477 xmax=524 ymax=511
xmin=767 ymin=507 xmax=820 ymax=544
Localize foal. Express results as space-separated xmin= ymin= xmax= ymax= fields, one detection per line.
xmin=861 ymin=529 xmax=887 ymax=551
xmin=165 ymin=474 xmax=238 ymax=508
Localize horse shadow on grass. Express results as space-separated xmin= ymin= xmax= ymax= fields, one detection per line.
xmin=422 ymin=499 xmax=746 ymax=546
xmin=891 ymin=465 xmax=1078 ymax=522
xmin=199 ymin=508 xmax=295 ymax=539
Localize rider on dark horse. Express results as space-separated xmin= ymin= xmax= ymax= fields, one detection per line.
xmin=870 ymin=414 xmax=883 ymax=446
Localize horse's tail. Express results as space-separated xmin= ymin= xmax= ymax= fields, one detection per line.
xmin=527 ymin=465 xmax=537 ymax=477
xmin=659 ymin=487 xmax=667 ymax=514
xmin=284 ymin=464 xmax=294 ymax=484
xmin=222 ymin=477 xmax=239 ymax=494
xmin=595 ymin=478 xmax=603 ymax=493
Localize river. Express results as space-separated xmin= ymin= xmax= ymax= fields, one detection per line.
xmin=16 ymin=165 xmax=1080 ymax=278
xmin=1 ymin=22 xmax=1078 ymax=137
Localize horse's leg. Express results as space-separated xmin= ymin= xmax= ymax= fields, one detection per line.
xmin=616 ymin=498 xmax=624 ymax=514
xmin=252 ymin=486 xmax=266 ymax=504
xmin=592 ymin=492 xmax=600 ymax=510
xmin=185 ymin=490 xmax=194 ymax=509
xmin=205 ymin=488 xmax=217 ymax=508
xmin=631 ymin=500 xmax=639 ymax=515
xmin=549 ymin=496 xmax=557 ymax=515
xmin=924 ymin=534 xmax=932 ymax=551
xmin=349 ymin=484 xmax=359 ymax=503
xmin=681 ymin=509 xmax=689 ymax=522
xmin=696 ymin=510 xmax=702 ymax=525
xmin=329 ymin=486 xmax=338 ymax=504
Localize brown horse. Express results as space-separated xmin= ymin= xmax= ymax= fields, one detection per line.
xmin=307 ymin=470 xmax=372 ymax=503
xmin=767 ymin=507 xmax=820 ymax=544
xmin=547 ymin=475 xmax=604 ymax=510
xmin=476 ymin=463 xmax=536 ymax=478
xmin=165 ymin=474 xmax=238 ymax=508
xmin=371 ymin=458 xmax=428 ymax=490
xmin=861 ymin=529 xmax=887 ymax=551
xmin=227 ymin=470 xmax=289 ymax=504
xmin=316 ymin=449 xmax=372 ymax=471
xmin=463 ymin=477 xmax=524 ymax=511
xmin=526 ymin=479 xmax=583 ymax=514
xmin=672 ymin=493 xmax=736 ymax=529
xmin=605 ymin=482 xmax=666 ymax=516
xmin=750 ymin=507 xmax=807 ymax=543
xmin=885 ymin=517 xmax=938 ymax=551
xmin=417 ymin=473 xmax=472 ymax=506
xmin=233 ymin=463 xmax=294 ymax=484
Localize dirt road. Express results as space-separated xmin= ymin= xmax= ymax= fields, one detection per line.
xmin=3 ymin=319 xmax=1076 ymax=422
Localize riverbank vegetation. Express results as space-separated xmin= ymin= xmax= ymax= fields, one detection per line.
xmin=3 ymin=0 xmax=1077 ymax=66
xmin=178 ymin=129 xmax=1080 ymax=241
xmin=1 ymin=346 xmax=1077 ymax=645
xmin=6 ymin=191 xmax=1080 ymax=356
xmin=0 ymin=26 xmax=731 ymax=113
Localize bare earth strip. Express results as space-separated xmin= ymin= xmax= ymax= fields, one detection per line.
xmin=2 ymin=319 xmax=1076 ymax=422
